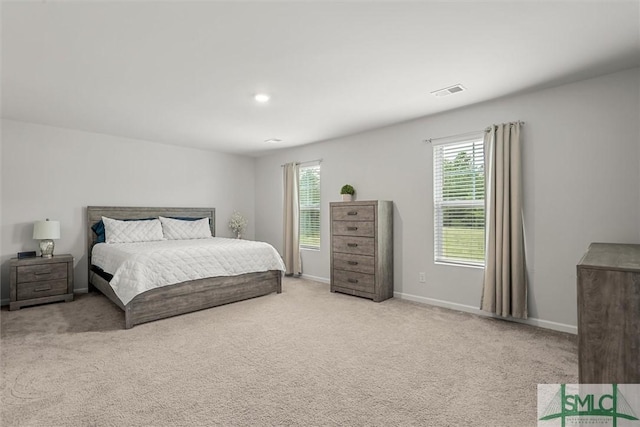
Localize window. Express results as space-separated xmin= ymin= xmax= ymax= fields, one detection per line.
xmin=299 ymin=163 xmax=321 ymax=250
xmin=433 ymin=136 xmax=485 ymax=266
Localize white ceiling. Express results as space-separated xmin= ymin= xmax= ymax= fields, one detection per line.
xmin=2 ymin=1 xmax=639 ymax=156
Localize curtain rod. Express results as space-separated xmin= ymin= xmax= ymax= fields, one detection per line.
xmin=280 ymin=158 xmax=323 ymax=167
xmin=424 ymin=121 xmax=525 ymax=144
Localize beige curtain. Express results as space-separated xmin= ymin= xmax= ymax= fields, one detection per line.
xmin=481 ymin=122 xmax=527 ymax=319
xmin=283 ymin=162 xmax=302 ymax=276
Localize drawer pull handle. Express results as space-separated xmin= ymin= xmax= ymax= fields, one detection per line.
xmin=34 ymin=286 xmax=52 ymax=292
xmin=347 ymin=211 xmax=358 ymax=216
xmin=348 ymin=261 xmax=358 ymax=265
xmin=347 ymin=227 xmax=358 ymax=231
xmin=347 ymin=243 xmax=358 ymax=247
xmin=347 ymin=279 xmax=359 ymax=284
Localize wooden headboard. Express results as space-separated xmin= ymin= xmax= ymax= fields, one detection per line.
xmin=86 ymin=206 xmax=216 ymax=270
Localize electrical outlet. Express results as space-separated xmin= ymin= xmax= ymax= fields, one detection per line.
xmin=419 ymin=272 xmax=426 ymax=283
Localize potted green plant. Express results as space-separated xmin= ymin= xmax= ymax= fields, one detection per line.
xmin=340 ymin=184 xmax=355 ymax=202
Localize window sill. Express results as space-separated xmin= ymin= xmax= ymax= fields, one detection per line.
xmin=435 ymin=261 xmax=484 ymax=270
xmin=300 ymin=247 xmax=320 ymax=252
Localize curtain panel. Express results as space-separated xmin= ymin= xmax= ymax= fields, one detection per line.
xmin=282 ymin=162 xmax=302 ymax=276
xmin=481 ymin=122 xmax=527 ymax=319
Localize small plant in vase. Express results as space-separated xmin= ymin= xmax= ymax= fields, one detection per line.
xmin=228 ymin=211 xmax=248 ymax=239
xmin=340 ymin=184 xmax=355 ymax=202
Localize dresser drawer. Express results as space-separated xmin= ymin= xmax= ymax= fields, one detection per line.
xmin=16 ymin=279 xmax=68 ymax=301
xmin=333 ymin=270 xmax=375 ymax=294
xmin=332 ymin=220 xmax=374 ymax=237
xmin=17 ymin=263 xmax=68 ymax=284
xmin=332 ymin=236 xmax=375 ymax=256
xmin=333 ymin=253 xmax=375 ymax=275
xmin=332 ymin=205 xmax=375 ymax=221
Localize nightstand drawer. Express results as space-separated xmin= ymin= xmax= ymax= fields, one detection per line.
xmin=333 ymin=235 xmax=375 ymax=256
xmin=17 ymin=263 xmax=68 ymax=283
xmin=332 ymin=205 xmax=375 ymax=221
xmin=17 ymin=279 xmax=68 ymax=300
xmin=332 ymin=220 xmax=374 ymax=237
xmin=333 ymin=253 xmax=375 ymax=274
xmin=333 ymin=270 xmax=375 ymax=294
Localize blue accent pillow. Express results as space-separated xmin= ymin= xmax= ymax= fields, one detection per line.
xmin=91 ymin=217 xmax=156 ymax=243
xmin=91 ymin=220 xmax=106 ymax=243
xmin=170 ymin=216 xmax=207 ymax=222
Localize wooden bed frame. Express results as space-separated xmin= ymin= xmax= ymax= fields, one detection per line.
xmin=87 ymin=206 xmax=282 ymax=329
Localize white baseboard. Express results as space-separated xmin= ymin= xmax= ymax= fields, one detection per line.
xmin=394 ymin=291 xmax=577 ymax=335
xmin=300 ymin=274 xmax=330 ymax=284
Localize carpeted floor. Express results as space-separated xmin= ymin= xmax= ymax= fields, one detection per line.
xmin=1 ymin=277 xmax=577 ymax=426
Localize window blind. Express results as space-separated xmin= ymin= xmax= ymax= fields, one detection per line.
xmin=299 ymin=163 xmax=321 ymax=250
xmin=433 ymin=137 xmax=485 ymax=266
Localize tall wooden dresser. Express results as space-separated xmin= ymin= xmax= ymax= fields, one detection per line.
xmin=330 ymin=200 xmax=393 ymax=302
xmin=577 ymin=243 xmax=640 ymax=383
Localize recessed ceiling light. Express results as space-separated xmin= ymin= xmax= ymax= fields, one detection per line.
xmin=254 ymin=93 xmax=270 ymax=103
xmin=431 ymin=84 xmax=466 ymax=97
xmin=264 ymin=138 xmax=282 ymax=144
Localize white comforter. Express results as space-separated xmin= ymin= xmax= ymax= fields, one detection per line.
xmin=92 ymin=238 xmax=285 ymax=305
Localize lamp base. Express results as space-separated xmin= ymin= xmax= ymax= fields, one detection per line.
xmin=39 ymin=239 xmax=55 ymax=258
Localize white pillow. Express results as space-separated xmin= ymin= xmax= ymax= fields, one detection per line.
xmin=159 ymin=216 xmax=212 ymax=240
xmin=102 ymin=216 xmax=164 ymax=244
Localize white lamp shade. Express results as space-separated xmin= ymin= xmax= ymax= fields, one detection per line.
xmin=33 ymin=220 xmax=61 ymax=240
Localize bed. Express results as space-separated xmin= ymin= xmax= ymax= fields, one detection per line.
xmin=87 ymin=206 xmax=283 ymax=329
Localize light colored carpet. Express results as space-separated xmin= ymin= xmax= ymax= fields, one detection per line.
xmin=1 ymin=277 xmax=577 ymax=426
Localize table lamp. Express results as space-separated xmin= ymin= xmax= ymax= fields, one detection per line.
xmin=33 ymin=219 xmax=60 ymax=258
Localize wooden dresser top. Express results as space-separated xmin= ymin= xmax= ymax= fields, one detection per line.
xmin=578 ymin=243 xmax=640 ymax=273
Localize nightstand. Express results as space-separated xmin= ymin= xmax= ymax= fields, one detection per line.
xmin=9 ymin=254 xmax=74 ymax=310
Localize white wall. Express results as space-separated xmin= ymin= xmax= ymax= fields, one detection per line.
xmin=255 ymin=68 xmax=640 ymax=331
xmin=1 ymin=120 xmax=256 ymax=300
xmin=0 ymin=124 xmax=3 ymax=301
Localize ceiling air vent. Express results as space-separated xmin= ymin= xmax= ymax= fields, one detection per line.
xmin=431 ymin=84 xmax=466 ymax=97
